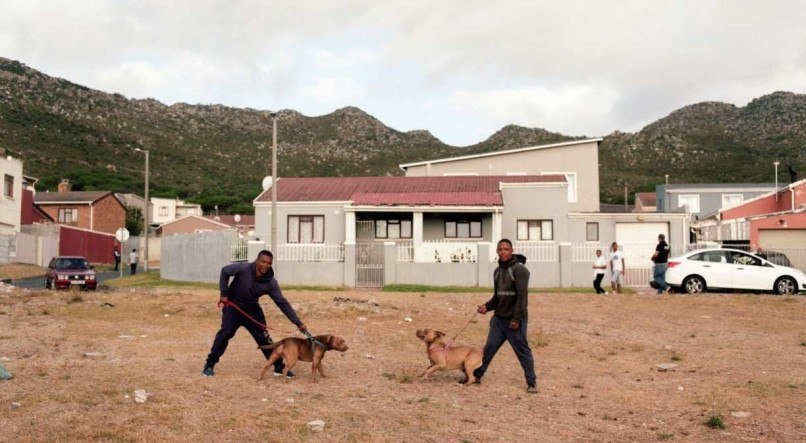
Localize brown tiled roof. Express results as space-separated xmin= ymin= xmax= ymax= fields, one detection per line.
xmin=636 ymin=192 xmax=657 ymax=206
xmin=254 ymin=175 xmax=566 ymax=206
xmin=206 ymin=215 xmax=256 ymax=226
xmin=34 ymin=191 xmax=113 ymax=204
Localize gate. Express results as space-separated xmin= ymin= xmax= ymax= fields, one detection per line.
xmin=356 ymin=242 xmax=384 ymax=288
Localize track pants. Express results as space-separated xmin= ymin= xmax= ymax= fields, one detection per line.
xmin=473 ymin=315 xmax=537 ymax=386
xmin=205 ymin=304 xmax=284 ymax=372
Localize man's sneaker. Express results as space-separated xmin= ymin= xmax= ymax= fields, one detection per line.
xmin=273 ymin=369 xmax=295 ymax=379
xmin=526 ymin=384 xmax=538 ymax=394
xmin=202 ymin=364 xmax=215 ymax=377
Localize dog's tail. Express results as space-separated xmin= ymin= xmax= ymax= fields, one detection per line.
xmin=257 ymin=343 xmax=278 ymax=350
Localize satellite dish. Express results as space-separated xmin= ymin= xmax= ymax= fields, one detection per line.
xmin=261 ymin=176 xmax=273 ymax=191
xmin=234 ymin=214 xmax=241 ymax=223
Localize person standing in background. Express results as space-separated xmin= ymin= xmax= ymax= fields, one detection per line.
xmin=651 ymin=234 xmax=671 ymax=294
xmin=608 ymin=242 xmax=625 ymax=294
xmin=129 ymin=248 xmax=139 ymax=275
xmin=592 ymin=249 xmax=607 ymax=294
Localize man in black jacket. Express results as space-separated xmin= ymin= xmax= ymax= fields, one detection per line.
xmin=473 ymin=239 xmax=537 ymax=393
xmin=202 ymin=250 xmax=307 ymax=377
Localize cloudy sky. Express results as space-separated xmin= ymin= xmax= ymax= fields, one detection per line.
xmin=1 ymin=0 xmax=804 ymax=146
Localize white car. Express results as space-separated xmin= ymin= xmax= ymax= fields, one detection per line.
xmin=665 ymin=248 xmax=806 ymax=295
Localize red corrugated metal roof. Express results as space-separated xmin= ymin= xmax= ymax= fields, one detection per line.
xmin=255 ymin=175 xmax=565 ymax=206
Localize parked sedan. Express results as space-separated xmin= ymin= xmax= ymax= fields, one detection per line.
xmin=666 ymin=248 xmax=806 ymax=295
xmin=45 ymin=256 xmax=98 ymax=290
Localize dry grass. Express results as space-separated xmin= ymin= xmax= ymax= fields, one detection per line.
xmin=1 ymin=286 xmax=804 ymax=441
xmin=0 ymin=264 xmax=45 ymax=280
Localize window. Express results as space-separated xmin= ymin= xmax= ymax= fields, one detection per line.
xmin=58 ymin=208 xmax=78 ymax=223
xmin=586 ymin=222 xmax=599 ymax=241
xmin=159 ymin=206 xmax=169 ymax=216
xmin=691 ymin=251 xmax=726 ymax=263
xmin=517 ymin=220 xmax=553 ymax=240
xmin=287 ymin=215 xmax=324 ymax=243
xmin=3 ymin=174 xmax=12 ymax=198
xmin=721 ymin=194 xmax=744 ymax=209
xmin=678 ymin=195 xmax=700 ymax=213
xmin=374 ymin=218 xmax=412 ymax=239
xmin=445 ymin=220 xmax=482 ymax=238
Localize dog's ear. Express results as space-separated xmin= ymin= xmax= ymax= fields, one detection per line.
xmin=326 ymin=335 xmax=334 ymax=349
xmin=436 ymin=330 xmax=445 ymax=337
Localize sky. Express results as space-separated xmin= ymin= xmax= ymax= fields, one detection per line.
xmin=1 ymin=0 xmax=804 ymax=146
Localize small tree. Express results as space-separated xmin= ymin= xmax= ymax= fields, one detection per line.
xmin=125 ymin=206 xmax=144 ymax=236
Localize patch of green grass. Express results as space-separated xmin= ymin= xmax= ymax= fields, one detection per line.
xmin=102 ymin=271 xmax=346 ymax=291
xmin=800 ymin=341 xmax=806 ymax=347
xmin=417 ymin=396 xmax=429 ymax=403
xmin=657 ymin=431 xmax=674 ymax=440
xmin=670 ymin=350 xmax=683 ymax=362
xmin=705 ymin=414 xmax=725 ymax=429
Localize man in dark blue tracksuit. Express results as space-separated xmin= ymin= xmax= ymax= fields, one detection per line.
xmin=203 ymin=250 xmax=307 ymax=377
xmin=474 ymin=239 xmax=537 ymax=394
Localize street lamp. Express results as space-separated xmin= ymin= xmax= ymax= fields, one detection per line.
xmin=135 ymin=148 xmax=150 ymax=272
xmin=270 ymin=112 xmax=278 ymax=255
xmin=773 ymin=161 xmax=780 ymax=201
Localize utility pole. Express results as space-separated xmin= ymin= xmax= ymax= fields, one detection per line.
xmin=135 ymin=148 xmax=150 ymax=272
xmin=270 ymin=112 xmax=278 ymax=255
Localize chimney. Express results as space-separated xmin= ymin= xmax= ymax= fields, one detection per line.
xmin=58 ymin=179 xmax=72 ymax=193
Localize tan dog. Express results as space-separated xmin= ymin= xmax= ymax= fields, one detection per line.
xmin=416 ymin=328 xmax=482 ymax=384
xmin=258 ymin=335 xmax=349 ymax=382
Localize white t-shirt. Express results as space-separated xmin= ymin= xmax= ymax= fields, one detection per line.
xmin=593 ymin=256 xmax=607 ymax=275
xmin=609 ymin=250 xmax=624 ymax=271
xmin=129 ymin=252 xmax=139 ymax=264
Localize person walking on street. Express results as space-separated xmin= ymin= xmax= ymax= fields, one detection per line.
xmin=113 ymin=248 xmax=121 ymax=271
xmin=473 ymin=239 xmax=537 ymax=394
xmin=203 ymin=250 xmax=307 ymax=377
xmin=609 ymin=242 xmax=625 ymax=294
xmin=652 ymin=234 xmax=671 ymax=294
xmin=592 ymin=249 xmax=607 ymax=294
xmin=129 ymin=248 xmax=139 ymax=275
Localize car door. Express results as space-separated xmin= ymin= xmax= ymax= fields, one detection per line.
xmin=695 ymin=250 xmax=732 ymax=289
xmin=724 ymin=251 xmax=775 ymax=290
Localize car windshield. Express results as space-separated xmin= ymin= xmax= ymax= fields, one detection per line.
xmin=55 ymin=258 xmax=90 ymax=269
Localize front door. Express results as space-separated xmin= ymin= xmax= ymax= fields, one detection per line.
xmin=355 ymin=242 xmax=384 ymax=288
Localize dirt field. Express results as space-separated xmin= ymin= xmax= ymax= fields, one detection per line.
xmin=1 ymin=286 xmax=804 ymax=442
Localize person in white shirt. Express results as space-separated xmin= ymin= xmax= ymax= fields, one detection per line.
xmin=129 ymin=248 xmax=139 ymax=275
xmin=608 ymin=242 xmax=625 ymax=294
xmin=592 ymin=249 xmax=607 ymax=294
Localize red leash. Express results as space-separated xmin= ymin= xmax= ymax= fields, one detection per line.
xmin=218 ymin=299 xmax=296 ymax=334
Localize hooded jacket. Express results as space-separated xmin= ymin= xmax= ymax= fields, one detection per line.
xmin=219 ymin=261 xmax=302 ymax=327
xmin=484 ymin=255 xmax=530 ymax=321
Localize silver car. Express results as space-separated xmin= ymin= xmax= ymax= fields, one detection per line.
xmin=665 ymin=248 xmax=806 ymax=295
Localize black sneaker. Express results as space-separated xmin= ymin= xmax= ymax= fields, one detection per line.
xmin=202 ymin=364 xmax=215 ymax=377
xmin=526 ymin=384 xmax=537 ymax=394
xmin=274 ymin=369 xmax=295 ymax=379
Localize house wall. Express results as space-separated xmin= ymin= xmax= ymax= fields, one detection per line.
xmin=721 ymin=183 xmax=805 ymax=221
xmin=749 ymin=213 xmax=806 ymax=248
xmin=501 ymin=185 xmax=569 ymax=241
xmin=657 ymin=186 xmax=775 ymax=218
xmin=403 ymin=141 xmax=600 ymax=212
xmin=0 ymin=155 xmax=23 ymax=234
xmin=151 ymin=197 xmax=177 ymax=224
xmin=92 ymin=194 xmax=126 ymax=234
xmin=255 ymin=203 xmax=346 ymax=245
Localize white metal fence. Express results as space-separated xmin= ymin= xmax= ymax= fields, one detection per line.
xmin=571 ymin=243 xmax=603 ymax=262
xmin=276 ymin=243 xmax=345 ymax=262
xmin=396 ymin=241 xmax=414 ymax=262
xmin=514 ymin=241 xmax=559 ymax=262
xmin=230 ymin=241 xmax=249 ymax=262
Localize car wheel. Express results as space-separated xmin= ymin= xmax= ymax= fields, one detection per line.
xmin=683 ymin=276 xmax=706 ymax=294
xmin=774 ymin=277 xmax=797 ymax=295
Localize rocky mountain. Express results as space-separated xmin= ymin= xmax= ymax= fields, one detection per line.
xmin=1 ymin=57 xmax=803 ymax=213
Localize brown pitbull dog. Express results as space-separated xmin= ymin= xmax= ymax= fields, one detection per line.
xmin=258 ymin=335 xmax=348 ymax=382
xmin=416 ymin=328 xmax=482 ymax=385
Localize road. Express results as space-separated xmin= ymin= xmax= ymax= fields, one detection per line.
xmin=12 ymin=270 xmax=134 ymax=290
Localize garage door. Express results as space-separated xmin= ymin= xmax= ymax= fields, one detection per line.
xmin=758 ymin=229 xmax=806 ymax=249
xmin=615 ymin=222 xmax=670 ymax=265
